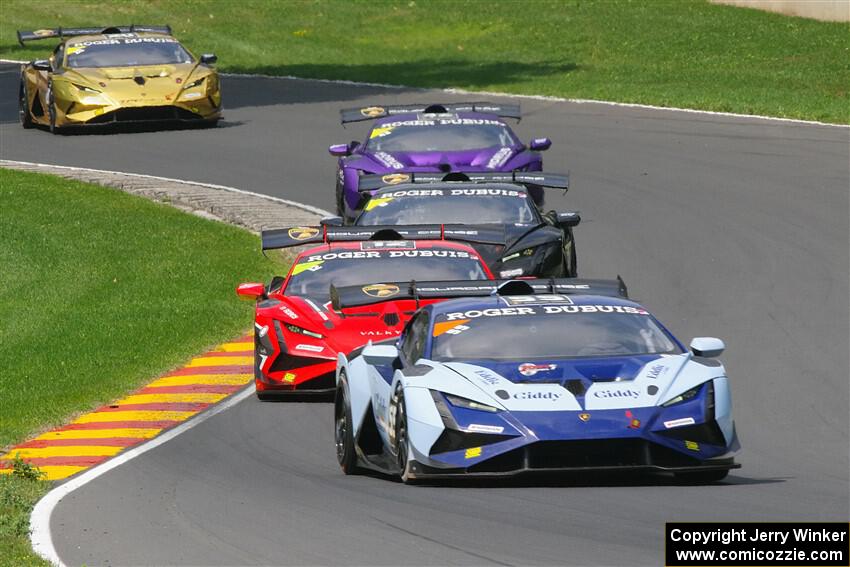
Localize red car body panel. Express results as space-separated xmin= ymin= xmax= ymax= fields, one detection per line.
xmin=250 ymin=240 xmax=494 ymax=393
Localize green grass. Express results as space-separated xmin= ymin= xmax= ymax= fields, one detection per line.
xmin=0 ymin=468 xmax=50 ymax=567
xmin=0 ymin=168 xmax=277 ymax=563
xmin=0 ymin=0 xmax=847 ymax=123
xmin=0 ymin=168 xmax=276 ymax=449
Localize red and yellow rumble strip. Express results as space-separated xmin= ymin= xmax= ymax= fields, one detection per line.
xmin=0 ymin=336 xmax=252 ymax=481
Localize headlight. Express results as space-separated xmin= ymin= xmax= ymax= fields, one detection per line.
xmin=444 ymin=393 xmax=500 ymax=413
xmin=183 ymin=77 xmax=205 ymax=89
xmin=661 ymin=384 xmax=703 ymax=407
xmin=72 ymin=83 xmax=101 ymax=94
xmin=284 ymin=323 xmax=323 ymax=339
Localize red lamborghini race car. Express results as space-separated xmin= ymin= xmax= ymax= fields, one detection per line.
xmin=237 ymin=225 xmax=498 ymax=399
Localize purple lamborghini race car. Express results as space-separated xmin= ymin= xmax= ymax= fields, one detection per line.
xmin=328 ymin=102 xmax=553 ymax=220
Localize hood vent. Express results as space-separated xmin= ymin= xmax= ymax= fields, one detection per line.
xmin=382 ymin=312 xmax=400 ymax=326
xmin=564 ymin=379 xmax=586 ymax=397
xmin=133 ymin=76 xmax=146 ymax=85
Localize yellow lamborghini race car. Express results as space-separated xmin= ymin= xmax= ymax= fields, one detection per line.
xmin=17 ymin=25 xmax=221 ymax=132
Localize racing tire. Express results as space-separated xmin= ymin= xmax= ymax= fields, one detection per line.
xmin=393 ymin=387 xmax=414 ymax=484
xmin=564 ymin=228 xmax=578 ymax=277
xmin=674 ymin=469 xmax=729 ymax=484
xmin=19 ymin=79 xmax=34 ymax=129
xmin=335 ymin=181 xmax=346 ymax=217
xmin=47 ymin=84 xmax=58 ymax=135
xmin=334 ymin=372 xmax=360 ymax=474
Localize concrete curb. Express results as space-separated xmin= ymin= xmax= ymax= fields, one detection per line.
xmin=0 ymin=159 xmax=331 ymax=232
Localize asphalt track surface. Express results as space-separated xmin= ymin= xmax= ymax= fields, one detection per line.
xmin=1 ymin=62 xmax=848 ymax=565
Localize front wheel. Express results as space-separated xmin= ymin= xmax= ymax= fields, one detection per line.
xmin=335 ymin=373 xmax=359 ymax=474
xmin=47 ymin=85 xmax=59 ymax=134
xmin=393 ymin=389 xmax=414 ymax=483
xmin=19 ymin=80 xmax=34 ymax=129
xmin=674 ymin=469 xmax=729 ymax=484
xmin=564 ymin=228 xmax=577 ymax=277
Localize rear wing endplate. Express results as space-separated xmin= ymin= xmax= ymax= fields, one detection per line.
xmin=340 ymin=102 xmax=521 ymax=124
xmin=358 ymin=171 xmax=568 ymax=193
xmin=331 ymin=277 xmax=629 ymax=310
xmin=17 ymin=25 xmax=171 ymax=45
xmin=261 ymin=224 xmax=507 ymax=251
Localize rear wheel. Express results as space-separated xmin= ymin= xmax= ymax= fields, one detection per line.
xmin=674 ymin=469 xmax=729 ymax=484
xmin=19 ymin=79 xmax=34 ymax=129
xmin=335 ymin=180 xmax=346 ymax=217
xmin=335 ymin=373 xmax=359 ymax=474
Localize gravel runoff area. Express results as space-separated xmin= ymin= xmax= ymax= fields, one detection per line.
xmin=0 ymin=160 xmax=325 ymax=231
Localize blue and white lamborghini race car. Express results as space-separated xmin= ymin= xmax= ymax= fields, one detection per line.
xmin=334 ymin=279 xmax=740 ymax=483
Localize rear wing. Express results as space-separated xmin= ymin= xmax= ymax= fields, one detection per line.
xmin=17 ymin=25 xmax=171 ymax=45
xmin=331 ymin=277 xmax=629 ymax=311
xmin=261 ymin=224 xmax=507 ymax=251
xmin=340 ymin=102 xmax=521 ymax=124
xmin=358 ymin=171 xmax=569 ymax=193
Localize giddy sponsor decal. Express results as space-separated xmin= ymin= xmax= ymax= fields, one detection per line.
xmin=294 ymin=344 xmax=324 ymax=353
xmin=646 ymin=364 xmax=667 ymax=379
xmin=513 ymin=391 xmax=561 ymax=401
xmin=592 ymin=389 xmax=641 ymax=400
xmin=664 ymin=417 xmax=696 ymax=429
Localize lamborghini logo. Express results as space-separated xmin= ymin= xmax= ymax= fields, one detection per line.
xmin=360 ymin=106 xmax=385 ymax=118
xmin=579 ymin=413 xmax=591 ymax=422
xmin=381 ymin=173 xmax=410 ymax=185
xmin=362 ymin=283 xmax=400 ymax=298
xmin=288 ymin=226 xmax=320 ymax=241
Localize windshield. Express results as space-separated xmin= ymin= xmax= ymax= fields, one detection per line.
xmin=358 ymin=188 xmax=538 ymax=225
xmin=366 ymin=118 xmax=517 ymax=152
xmin=66 ymin=36 xmax=193 ymax=68
xmin=284 ymin=245 xmax=489 ymax=302
xmin=431 ymin=303 xmax=681 ymax=361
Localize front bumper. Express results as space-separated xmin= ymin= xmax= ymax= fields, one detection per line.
xmin=408 ymin=438 xmax=739 ymax=479
xmin=407 ymin=402 xmax=740 ymax=479
xmin=56 ymin=97 xmax=221 ymax=127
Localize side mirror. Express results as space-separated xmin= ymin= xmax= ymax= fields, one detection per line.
xmin=320 ymin=216 xmax=344 ymax=227
xmin=690 ymin=337 xmax=725 ymax=358
xmin=551 ymin=210 xmax=581 ymax=228
xmin=348 ymin=140 xmax=361 ymax=152
xmin=362 ymin=343 xmax=399 ymax=366
xmin=200 ymin=53 xmax=218 ymax=65
xmin=328 ymin=143 xmax=350 ymax=157
xmin=32 ymin=59 xmax=51 ymax=71
xmin=529 ymin=137 xmax=552 ymax=151
xmin=236 ymin=282 xmax=266 ymax=300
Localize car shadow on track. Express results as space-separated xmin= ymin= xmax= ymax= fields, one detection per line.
xmin=32 ymin=120 xmax=245 ymax=136
xmin=349 ymin=470 xmax=787 ymax=489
